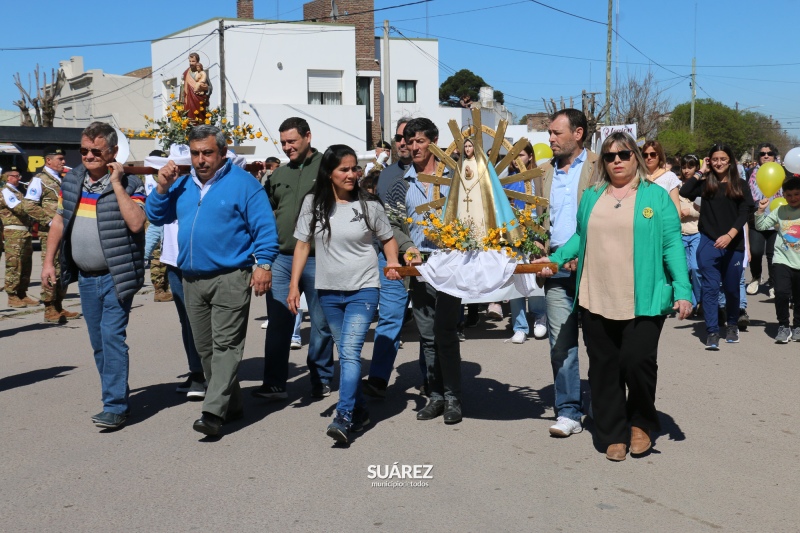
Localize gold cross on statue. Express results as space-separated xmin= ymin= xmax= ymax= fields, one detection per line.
xmin=462 ymin=194 xmax=472 ymax=212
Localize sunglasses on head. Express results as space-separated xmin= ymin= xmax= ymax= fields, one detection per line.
xmin=760 ymin=151 xmax=775 ymax=157
xmin=79 ymin=147 xmax=107 ymax=157
xmin=603 ymin=150 xmax=634 ymax=163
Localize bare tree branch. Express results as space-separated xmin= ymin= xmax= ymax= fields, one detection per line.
xmin=609 ymin=71 xmax=670 ymax=140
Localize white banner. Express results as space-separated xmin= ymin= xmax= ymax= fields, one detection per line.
xmin=599 ymin=124 xmax=638 ymax=144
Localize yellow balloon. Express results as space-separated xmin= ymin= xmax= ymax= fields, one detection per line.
xmin=770 ymin=197 xmax=788 ymax=212
xmin=756 ymin=162 xmax=785 ymax=197
xmin=533 ymin=143 xmax=553 ymax=162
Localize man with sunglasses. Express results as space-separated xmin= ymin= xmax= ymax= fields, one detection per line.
xmin=537 ymin=108 xmax=598 ymax=439
xmin=363 ymin=117 xmax=418 ymax=398
xmin=746 ymin=143 xmax=787 ymax=297
xmin=42 ymin=122 xmax=147 ymax=430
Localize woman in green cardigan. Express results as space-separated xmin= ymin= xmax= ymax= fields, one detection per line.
xmin=534 ymin=132 xmax=692 ymax=462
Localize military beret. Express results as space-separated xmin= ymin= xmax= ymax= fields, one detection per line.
xmin=148 ymin=149 xmax=168 ymax=158
xmin=43 ymin=146 xmax=64 ymax=156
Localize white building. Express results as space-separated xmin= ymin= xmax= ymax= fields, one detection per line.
xmin=150 ymin=14 xmax=514 ymax=161
xmin=52 ymin=56 xmax=153 ymax=160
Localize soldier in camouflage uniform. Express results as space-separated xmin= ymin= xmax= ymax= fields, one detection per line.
xmin=24 ymin=147 xmax=81 ymax=322
xmin=1 ymin=167 xmax=50 ymax=308
xmin=150 ymin=242 xmax=172 ymax=302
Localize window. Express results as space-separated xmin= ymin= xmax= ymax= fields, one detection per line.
xmin=397 ymin=80 xmax=416 ymax=103
xmin=308 ymin=70 xmax=343 ymax=106
xmin=356 ymin=77 xmax=372 ymax=119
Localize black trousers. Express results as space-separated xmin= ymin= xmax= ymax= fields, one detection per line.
xmin=773 ymin=263 xmax=800 ymax=327
xmin=409 ymin=278 xmax=463 ymax=401
xmin=580 ymin=308 xmax=664 ymax=445
xmin=749 ymin=228 xmax=777 ymax=284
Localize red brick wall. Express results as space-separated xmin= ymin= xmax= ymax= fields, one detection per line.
xmin=237 ymin=0 xmax=254 ymax=19
xmin=303 ymin=0 xmax=382 ymax=146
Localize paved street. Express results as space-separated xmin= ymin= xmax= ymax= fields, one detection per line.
xmin=0 ymin=251 xmax=798 ymax=531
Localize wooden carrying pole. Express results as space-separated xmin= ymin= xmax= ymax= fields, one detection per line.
xmin=385 ymin=262 xmax=558 ymax=277
xmin=122 ymin=164 xmax=262 ymax=175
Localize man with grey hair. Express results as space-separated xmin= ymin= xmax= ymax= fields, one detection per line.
xmin=42 ymin=121 xmax=147 ymax=430
xmin=147 ymin=125 xmax=279 ymax=437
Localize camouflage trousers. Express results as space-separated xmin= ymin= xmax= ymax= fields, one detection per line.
xmin=150 ymin=244 xmax=169 ymax=292
xmin=39 ymin=232 xmax=65 ymax=305
xmin=4 ymin=230 xmax=33 ymax=296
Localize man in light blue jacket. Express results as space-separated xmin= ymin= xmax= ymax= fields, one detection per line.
xmin=146 ymin=125 xmax=279 ymax=437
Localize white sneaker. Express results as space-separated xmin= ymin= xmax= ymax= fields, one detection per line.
xmin=745 ymin=279 xmax=760 ymax=295
xmin=486 ymin=303 xmax=503 ymax=320
xmin=261 ymin=319 xmax=269 ymax=330
xmin=532 ymin=315 xmax=548 ymax=339
xmin=290 ymin=340 xmax=302 ymax=350
xmin=549 ymin=416 xmax=583 ymax=437
xmin=769 ymin=287 xmax=775 ymax=299
xmin=509 ymin=330 xmax=526 ymax=344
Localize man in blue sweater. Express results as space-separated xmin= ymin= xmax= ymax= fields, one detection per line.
xmin=146 ymin=125 xmax=279 ymax=437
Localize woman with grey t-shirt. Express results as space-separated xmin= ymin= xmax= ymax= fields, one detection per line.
xmin=289 ymin=144 xmax=402 ymax=445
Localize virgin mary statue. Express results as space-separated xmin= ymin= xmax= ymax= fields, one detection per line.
xmin=443 ymin=136 xmax=522 ymax=242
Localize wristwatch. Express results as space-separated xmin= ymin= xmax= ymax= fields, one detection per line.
xmin=254 ymin=263 xmax=271 ymax=271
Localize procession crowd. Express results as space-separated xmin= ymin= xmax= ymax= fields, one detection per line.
xmin=2 ymin=102 xmax=798 ymax=462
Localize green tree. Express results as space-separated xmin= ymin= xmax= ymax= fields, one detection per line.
xmin=439 ymin=69 xmax=504 ymax=107
xmin=658 ymin=99 xmax=799 ymax=158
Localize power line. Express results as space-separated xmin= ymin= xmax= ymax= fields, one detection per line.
xmin=0 ymin=32 xmax=206 ymax=52
xmin=390 ymin=1 xmax=528 ymax=23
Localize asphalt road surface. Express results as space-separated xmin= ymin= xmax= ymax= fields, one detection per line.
xmin=1 ymin=254 xmax=798 ymax=531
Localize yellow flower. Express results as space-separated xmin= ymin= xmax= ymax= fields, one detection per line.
xmin=169 ymin=93 xmax=175 ymax=99
xmin=193 ymin=110 xmax=199 ymax=115
xmin=226 ymin=139 xmax=233 ymax=145
xmin=221 ymin=118 xmax=227 ymax=124
xmin=204 ymin=119 xmax=211 ymax=125
xmin=406 ymin=217 xmax=413 ymax=224
xmin=256 ymin=131 xmax=263 ymax=138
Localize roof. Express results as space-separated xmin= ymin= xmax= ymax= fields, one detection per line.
xmin=153 ymin=17 xmax=355 ymax=42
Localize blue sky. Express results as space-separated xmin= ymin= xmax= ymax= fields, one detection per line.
xmin=2 ymin=0 xmax=799 ymax=134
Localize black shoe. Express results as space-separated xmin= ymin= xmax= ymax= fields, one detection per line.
xmin=176 ymin=372 xmax=206 ymax=393
xmin=311 ymin=383 xmax=331 ymax=398
xmin=326 ymin=413 xmax=352 ymax=444
xmin=465 ymin=314 xmax=480 ymax=328
xmin=457 ymin=330 xmax=466 ymax=342
xmin=443 ymin=399 xmax=462 ymax=424
xmin=416 ymin=399 xmax=445 ymax=420
xmin=705 ymin=332 xmax=720 ymax=350
xmin=251 ymin=385 xmax=288 ymax=400
xmin=93 ymin=411 xmax=127 ymax=429
xmin=726 ymin=325 xmax=740 ymax=343
xmin=91 ymin=409 xmax=130 ymax=423
xmin=362 ymin=377 xmax=387 ymax=398
xmin=193 ymin=412 xmax=223 ymax=436
xmin=351 ymin=406 xmax=371 ymax=432
xmin=737 ymin=309 xmax=749 ymax=331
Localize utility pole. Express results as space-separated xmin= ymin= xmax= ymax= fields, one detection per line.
xmin=219 ymin=20 xmax=227 ymax=111
xmin=690 ymin=57 xmax=696 ymax=132
xmin=382 ymin=20 xmax=392 ymax=143
xmin=605 ymin=0 xmax=612 ymax=120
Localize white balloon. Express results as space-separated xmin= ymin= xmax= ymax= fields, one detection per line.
xmin=784 ymin=146 xmax=800 ymax=174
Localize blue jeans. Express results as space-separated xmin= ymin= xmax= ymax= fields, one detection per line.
xmin=682 ymin=233 xmax=702 ymax=307
xmin=697 ymin=234 xmax=744 ymax=334
xmin=263 ymin=253 xmax=334 ymax=388
xmin=509 ymin=296 xmax=546 ymax=334
xmin=166 ymin=266 xmax=202 ymax=374
xmin=78 ymin=272 xmax=133 ymax=415
xmin=319 ymin=288 xmax=378 ymax=417
xmin=292 ymin=311 xmax=304 ymax=344
xmin=368 ymin=252 xmax=409 ymax=382
xmin=544 ymin=271 xmax=583 ymax=422
xmin=718 ymin=270 xmax=747 ymax=310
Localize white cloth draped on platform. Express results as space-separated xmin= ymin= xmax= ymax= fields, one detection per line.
xmin=416 ymin=250 xmax=544 ymax=302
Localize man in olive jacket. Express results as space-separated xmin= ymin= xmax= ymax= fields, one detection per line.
xmin=254 ymin=117 xmax=334 ymax=400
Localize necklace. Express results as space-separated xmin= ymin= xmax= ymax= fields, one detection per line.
xmin=609 ymin=186 xmax=633 ymax=208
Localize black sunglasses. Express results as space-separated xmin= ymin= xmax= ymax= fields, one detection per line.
xmin=760 ymin=151 xmax=775 ymax=157
xmin=79 ymin=147 xmax=108 ymax=157
xmin=394 ymin=134 xmax=404 ymax=143
xmin=603 ymin=150 xmax=634 ymax=163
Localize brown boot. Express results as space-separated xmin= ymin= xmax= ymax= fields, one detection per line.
xmin=154 ymin=290 xmax=173 ymax=303
xmin=630 ymin=426 xmax=651 ymax=455
xmin=20 ymin=294 xmax=41 ymax=306
xmin=7 ymin=294 xmax=26 ymax=308
xmin=60 ymin=308 xmax=82 ymax=320
xmin=606 ymin=443 xmax=627 ymax=462
xmin=44 ymin=304 xmax=66 ymax=324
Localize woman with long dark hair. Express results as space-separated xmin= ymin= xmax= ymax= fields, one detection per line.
xmin=678 ymin=155 xmax=703 ymax=312
xmin=680 ymin=144 xmax=755 ymax=349
xmin=288 ymin=144 xmax=402 ymax=445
